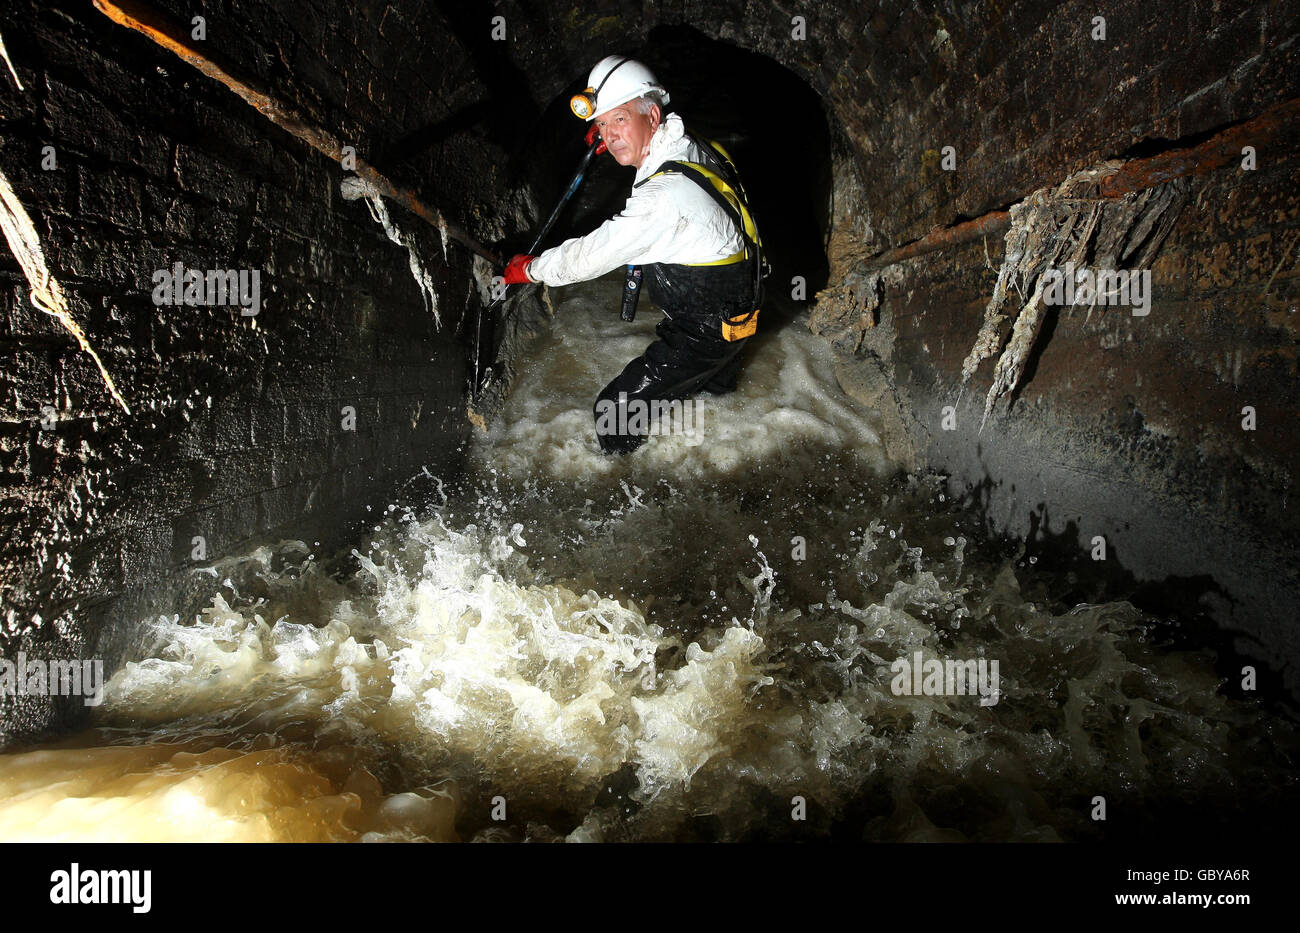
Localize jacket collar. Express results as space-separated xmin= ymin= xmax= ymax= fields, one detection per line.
xmin=634 ymin=112 xmax=689 ymax=185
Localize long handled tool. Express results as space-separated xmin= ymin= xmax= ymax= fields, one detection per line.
xmin=473 ymin=135 xmax=603 ymax=393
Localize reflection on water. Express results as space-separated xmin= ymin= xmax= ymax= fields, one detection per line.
xmin=1 ymin=276 xmax=1294 ymax=842
xmin=0 ymin=742 xmax=457 ymax=842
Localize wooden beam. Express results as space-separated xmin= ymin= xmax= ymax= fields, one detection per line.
xmin=93 ymin=0 xmax=501 ymax=266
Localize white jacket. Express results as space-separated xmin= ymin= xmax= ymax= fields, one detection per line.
xmin=526 ymin=113 xmax=745 ymax=287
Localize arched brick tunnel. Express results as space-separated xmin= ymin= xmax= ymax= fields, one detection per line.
xmin=0 ymin=0 xmax=1297 ymax=845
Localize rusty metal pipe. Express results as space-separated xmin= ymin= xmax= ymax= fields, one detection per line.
xmin=862 ymin=210 xmax=1011 ymax=271
xmin=93 ymin=0 xmax=501 ymax=266
xmin=1100 ymin=96 xmax=1299 ymax=197
xmin=862 ymin=96 xmax=1298 ymax=271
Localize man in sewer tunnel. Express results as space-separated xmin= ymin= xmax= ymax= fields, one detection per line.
xmin=502 ymin=55 xmax=767 ymax=455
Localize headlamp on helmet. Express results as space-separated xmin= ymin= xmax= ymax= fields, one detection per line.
xmin=569 ymin=89 xmax=598 ymax=119
xmin=569 ymin=57 xmax=630 ymax=120
xmin=568 ymin=56 xmax=669 ymax=121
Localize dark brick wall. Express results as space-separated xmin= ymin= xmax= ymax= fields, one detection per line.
xmin=0 ymin=0 xmax=521 ymax=741
xmin=842 ymin=141 xmax=1299 ymax=685
xmin=788 ymin=1 xmax=1299 ymax=684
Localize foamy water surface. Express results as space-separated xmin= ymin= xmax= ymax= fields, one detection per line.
xmin=1 ymin=274 xmax=1293 ymax=842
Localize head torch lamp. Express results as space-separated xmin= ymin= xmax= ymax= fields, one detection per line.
xmin=569 ymin=56 xmax=631 ymax=120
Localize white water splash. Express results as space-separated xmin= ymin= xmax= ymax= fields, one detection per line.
xmin=1 ymin=271 xmax=1292 ymax=842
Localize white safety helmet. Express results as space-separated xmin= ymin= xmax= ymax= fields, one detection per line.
xmin=569 ymin=55 xmax=670 ymax=121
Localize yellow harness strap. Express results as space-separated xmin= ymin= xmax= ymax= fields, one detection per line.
xmin=645 ymin=142 xmax=763 ymax=341
xmin=643 ymin=160 xmax=761 ymax=267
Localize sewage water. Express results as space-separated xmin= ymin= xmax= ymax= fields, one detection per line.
xmin=1 ymin=274 xmax=1295 ymax=842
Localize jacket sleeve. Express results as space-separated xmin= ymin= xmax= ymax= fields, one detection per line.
xmin=527 ymin=180 xmax=687 ymax=287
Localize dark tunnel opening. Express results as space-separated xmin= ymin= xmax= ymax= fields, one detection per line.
xmin=0 ymin=0 xmax=1297 ymax=881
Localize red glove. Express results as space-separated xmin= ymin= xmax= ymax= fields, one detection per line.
xmin=502 ymin=254 xmax=536 ymax=284
xmin=584 ymin=123 xmax=608 ymax=155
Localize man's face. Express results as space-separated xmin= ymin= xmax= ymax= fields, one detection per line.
xmin=594 ymin=102 xmax=661 ymax=168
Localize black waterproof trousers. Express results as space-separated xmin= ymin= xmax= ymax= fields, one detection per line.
xmin=593 ymin=312 xmax=749 ymax=455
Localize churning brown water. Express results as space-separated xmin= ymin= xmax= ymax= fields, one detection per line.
xmin=1 ymin=275 xmax=1294 ymax=842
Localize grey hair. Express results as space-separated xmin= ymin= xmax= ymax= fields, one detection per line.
xmin=632 ymin=91 xmax=667 ymax=115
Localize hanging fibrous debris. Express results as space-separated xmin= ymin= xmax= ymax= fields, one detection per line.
xmin=341 ymin=173 xmax=442 ymax=330
xmin=0 ymin=29 xmax=23 ymax=89
xmin=962 ymin=162 xmax=1188 ymax=430
xmin=0 ymin=167 xmax=131 ymax=413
